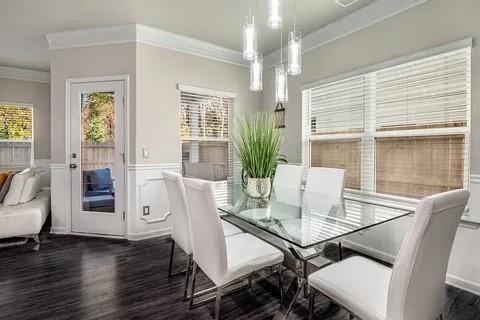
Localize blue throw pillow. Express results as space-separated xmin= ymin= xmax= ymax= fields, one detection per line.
xmin=88 ymin=168 xmax=112 ymax=191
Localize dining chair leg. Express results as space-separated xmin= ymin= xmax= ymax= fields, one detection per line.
xmin=338 ymin=242 xmax=343 ymax=261
xmin=309 ymin=288 xmax=315 ymax=320
xmin=439 ymin=314 xmax=444 ymax=320
xmin=215 ymin=286 xmax=223 ymax=320
xmin=189 ymin=261 xmax=198 ymax=309
xmin=183 ymin=254 xmax=193 ymax=301
xmin=277 ymin=264 xmax=284 ymax=305
xmin=168 ymin=240 xmax=175 ymax=278
xmin=349 ymin=314 xmax=355 ymax=320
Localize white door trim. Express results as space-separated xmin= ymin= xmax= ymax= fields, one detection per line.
xmin=65 ymin=75 xmax=130 ymax=237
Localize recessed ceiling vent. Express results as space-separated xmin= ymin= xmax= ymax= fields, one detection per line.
xmin=334 ymin=0 xmax=360 ymax=7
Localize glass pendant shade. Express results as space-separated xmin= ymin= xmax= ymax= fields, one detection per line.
xmin=250 ymin=53 xmax=263 ymax=91
xmin=243 ymin=16 xmax=257 ymax=61
xmin=288 ymin=31 xmax=302 ymax=75
xmin=267 ymin=0 xmax=282 ymax=29
xmin=275 ymin=64 xmax=288 ymax=103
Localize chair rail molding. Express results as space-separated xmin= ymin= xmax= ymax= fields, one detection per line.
xmin=46 ymin=24 xmax=247 ymax=67
xmin=470 ymin=174 xmax=480 ymax=184
xmin=0 ymin=65 xmax=50 ymax=83
xmin=127 ymin=163 xmax=181 ymax=240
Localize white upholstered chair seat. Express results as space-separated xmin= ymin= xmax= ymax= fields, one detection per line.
xmin=222 ymin=221 xmax=243 ymax=238
xmin=184 ymin=178 xmax=285 ymax=319
xmin=222 ymin=233 xmax=284 ymax=286
xmin=308 ymin=189 xmax=470 ymax=320
xmin=309 ymin=256 xmax=391 ymax=320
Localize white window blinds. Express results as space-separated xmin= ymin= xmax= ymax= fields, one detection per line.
xmin=180 ymin=91 xmax=231 ymax=141
xmin=309 ymin=76 xmax=366 ymax=135
xmin=376 ymin=49 xmax=469 ymax=131
xmin=303 ymin=46 xmax=470 ymax=200
xmin=0 ymin=104 xmax=34 ymax=169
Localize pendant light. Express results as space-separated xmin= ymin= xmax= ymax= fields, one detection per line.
xmin=250 ymin=53 xmax=263 ymax=91
xmin=275 ymin=64 xmax=288 ymax=103
xmin=267 ymin=0 xmax=282 ymax=30
xmin=288 ymin=0 xmax=301 ymax=75
xmin=275 ymin=28 xmax=288 ymax=103
xmin=243 ymin=15 xmax=257 ymax=61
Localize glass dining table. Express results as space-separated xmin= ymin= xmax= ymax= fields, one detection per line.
xmin=219 ymin=184 xmax=413 ymax=318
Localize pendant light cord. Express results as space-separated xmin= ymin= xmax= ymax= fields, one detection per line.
xmin=293 ymin=0 xmax=296 ymax=32
xmin=280 ymin=25 xmax=283 ymax=62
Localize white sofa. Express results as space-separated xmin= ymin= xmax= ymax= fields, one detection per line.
xmin=0 ymin=190 xmax=50 ymax=250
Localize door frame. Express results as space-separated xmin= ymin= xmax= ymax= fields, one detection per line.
xmin=64 ymin=75 xmax=130 ymax=238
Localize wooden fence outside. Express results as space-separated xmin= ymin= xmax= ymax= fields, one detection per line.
xmin=82 ymin=143 xmax=115 ymax=171
xmin=0 ymin=141 xmax=32 ymax=168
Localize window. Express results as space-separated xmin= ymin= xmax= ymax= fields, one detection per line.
xmin=179 ymin=85 xmax=234 ymax=205
xmin=303 ymin=46 xmax=470 ymax=200
xmin=0 ymin=103 xmax=34 ymax=169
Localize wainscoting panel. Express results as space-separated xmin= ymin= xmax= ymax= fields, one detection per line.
xmin=127 ymin=164 xmax=180 ymax=240
xmin=50 ymin=164 xmax=69 ymax=234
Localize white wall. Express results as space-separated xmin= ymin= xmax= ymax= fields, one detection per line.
xmin=49 ymin=40 xmax=260 ymax=240
xmin=262 ymin=0 xmax=480 ymax=295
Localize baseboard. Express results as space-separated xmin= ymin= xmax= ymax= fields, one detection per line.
xmin=50 ymin=227 xmax=67 ymax=234
xmin=446 ymin=274 xmax=480 ymax=296
xmin=342 ymin=239 xmax=480 ymax=297
xmin=127 ymin=228 xmax=171 ymax=241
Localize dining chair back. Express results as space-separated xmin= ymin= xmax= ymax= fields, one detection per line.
xmin=387 ymin=189 xmax=470 ymax=320
xmin=305 ymin=167 xmax=345 ymax=198
xmin=273 ymin=164 xmax=304 ymax=189
xmin=163 ymin=171 xmax=192 ymax=255
xmin=183 ymin=178 xmax=228 ymax=286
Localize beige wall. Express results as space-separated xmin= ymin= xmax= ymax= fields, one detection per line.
xmin=0 ymin=78 xmax=50 ymax=159
xmin=50 ymin=42 xmax=258 ymax=165
xmin=50 ymin=43 xmax=137 ymax=164
xmin=262 ymin=0 xmax=480 ymax=171
xmin=136 ymin=43 xmax=261 ymax=164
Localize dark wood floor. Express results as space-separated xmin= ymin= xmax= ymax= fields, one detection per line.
xmin=0 ymin=231 xmax=479 ymax=320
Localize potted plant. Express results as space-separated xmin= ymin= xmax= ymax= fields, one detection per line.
xmin=233 ymin=112 xmax=283 ymax=198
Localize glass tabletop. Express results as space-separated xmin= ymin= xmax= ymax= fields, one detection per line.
xmin=219 ymin=185 xmax=412 ymax=249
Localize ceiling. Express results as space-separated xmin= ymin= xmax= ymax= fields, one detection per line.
xmin=0 ymin=0 xmax=376 ymax=71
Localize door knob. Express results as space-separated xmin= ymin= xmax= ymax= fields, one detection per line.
xmin=69 ymin=164 xmax=77 ymax=169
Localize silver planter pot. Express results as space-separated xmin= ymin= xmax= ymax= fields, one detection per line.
xmin=246 ymin=177 xmax=272 ymax=198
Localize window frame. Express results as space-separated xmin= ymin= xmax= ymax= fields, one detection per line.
xmin=302 ymin=42 xmax=471 ymax=211
xmin=0 ymin=101 xmax=34 ymax=169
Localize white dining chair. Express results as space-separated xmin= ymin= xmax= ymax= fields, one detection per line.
xmin=305 ymin=167 xmax=346 ymax=260
xmin=305 ymin=167 xmax=345 ymax=198
xmin=273 ymin=164 xmax=304 ymax=189
xmin=308 ymin=189 xmax=470 ymax=320
xmin=183 ymin=178 xmax=285 ymax=320
xmin=162 ymin=171 xmax=243 ymax=300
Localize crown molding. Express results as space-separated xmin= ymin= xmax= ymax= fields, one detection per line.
xmin=0 ymin=65 xmax=50 ymax=83
xmin=136 ymin=24 xmax=246 ymax=67
xmin=46 ymin=24 xmax=248 ymax=67
xmin=46 ymin=24 xmax=137 ymax=50
xmin=264 ymin=0 xmax=430 ymax=69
